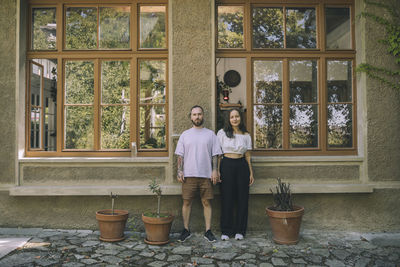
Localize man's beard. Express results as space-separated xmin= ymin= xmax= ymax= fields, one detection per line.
xmin=192 ymin=118 xmax=204 ymax=127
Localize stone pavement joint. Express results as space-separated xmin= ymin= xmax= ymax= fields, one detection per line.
xmin=0 ymin=229 xmax=399 ymax=266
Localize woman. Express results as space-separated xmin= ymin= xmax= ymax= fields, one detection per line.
xmin=217 ymin=109 xmax=254 ymax=241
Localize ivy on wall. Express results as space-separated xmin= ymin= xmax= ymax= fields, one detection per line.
xmin=357 ymin=0 xmax=400 ymax=89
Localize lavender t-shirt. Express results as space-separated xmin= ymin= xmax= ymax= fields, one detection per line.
xmin=175 ymin=127 xmax=222 ymax=179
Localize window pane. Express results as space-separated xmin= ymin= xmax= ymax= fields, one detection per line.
xmin=254 ymin=105 xmax=282 ymax=149
xmin=327 ymin=60 xmax=352 ymax=103
xmin=290 ymin=104 xmax=318 ymax=148
xmin=218 ymin=6 xmax=244 ymax=49
xmin=65 ymin=106 xmax=94 ymax=149
xmin=139 ymin=105 xmax=166 ymax=149
xmin=326 ymin=8 xmax=350 ymax=49
xmin=65 ymin=61 xmax=94 ymax=104
xmin=32 ymin=8 xmax=56 ymax=50
xmin=140 ymin=6 xmax=166 ymax=49
xmin=99 ymin=7 xmax=130 ymax=49
xmin=101 ymin=106 xmax=130 ymax=149
xmin=33 ymin=59 xmax=58 ymax=151
xmin=286 ymin=8 xmax=316 ymax=48
xmin=254 ymin=60 xmax=282 ymax=103
xmin=252 ymin=7 xmax=283 ymax=48
xmin=139 ymin=60 xmax=166 ymax=104
xmin=101 ymin=61 xmax=130 ymax=104
xmin=30 ymin=64 xmax=42 ymax=106
xmin=30 ymin=107 xmax=41 ymax=149
xmin=290 ymin=60 xmax=318 ymax=103
xmin=65 ymin=7 xmax=97 ymax=49
xmin=328 ymin=104 xmax=352 ymax=148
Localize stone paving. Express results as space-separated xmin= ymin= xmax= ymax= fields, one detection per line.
xmin=0 ymin=228 xmax=399 ymax=266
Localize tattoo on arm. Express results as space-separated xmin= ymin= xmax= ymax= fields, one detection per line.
xmin=212 ymin=155 xmax=218 ymax=171
xmin=177 ymin=156 xmax=184 ymax=176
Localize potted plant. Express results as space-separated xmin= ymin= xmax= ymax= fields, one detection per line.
xmin=96 ymin=192 xmax=129 ymax=242
xmin=266 ymin=178 xmax=304 ymax=245
xmin=142 ymin=178 xmax=174 ymax=245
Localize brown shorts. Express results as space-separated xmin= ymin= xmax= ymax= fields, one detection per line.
xmin=182 ymin=177 xmax=214 ymax=200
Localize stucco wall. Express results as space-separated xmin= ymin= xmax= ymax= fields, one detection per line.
xmin=0 ymin=0 xmax=399 ymax=232
xmin=0 ymin=0 xmax=16 ymax=185
xmin=171 ymin=0 xmax=214 ymax=133
xmin=364 ymin=0 xmax=400 ymax=181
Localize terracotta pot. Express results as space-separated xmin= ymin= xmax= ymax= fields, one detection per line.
xmin=142 ymin=213 xmax=174 ymax=245
xmin=266 ymin=206 xmax=304 ymax=245
xmin=96 ymin=209 xmax=129 ymax=242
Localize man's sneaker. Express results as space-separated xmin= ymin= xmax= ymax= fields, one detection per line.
xmin=221 ymin=234 xmax=229 ymax=241
xmin=178 ymin=228 xmax=191 ymax=242
xmin=204 ymin=230 xmax=217 ymax=242
xmin=235 ymin=233 xmax=244 ymax=240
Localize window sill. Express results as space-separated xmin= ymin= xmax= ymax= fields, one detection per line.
xmin=8 ymin=183 xmax=373 ymax=196
xmin=252 ymin=155 xmax=364 ymax=163
xmin=18 ymin=157 xmax=170 ymax=163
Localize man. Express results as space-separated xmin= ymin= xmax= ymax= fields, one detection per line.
xmin=175 ymin=105 xmax=222 ymax=242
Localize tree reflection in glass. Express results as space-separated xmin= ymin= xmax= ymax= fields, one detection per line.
xmin=140 ymin=6 xmax=166 ymax=49
xmin=32 ymin=8 xmax=56 ymax=50
xmin=252 ymin=7 xmax=283 ymax=48
xmin=65 ymin=106 xmax=94 ymax=149
xmin=218 ymin=6 xmax=244 ymax=48
xmin=140 ymin=106 xmax=166 ymax=149
xmin=327 ymin=60 xmax=353 ymax=148
xmin=101 ymin=106 xmax=130 ymax=149
xmin=99 ymin=7 xmax=130 ymax=49
xmin=65 ymin=7 xmax=97 ymax=50
xmin=253 ymin=60 xmax=283 ymax=149
xmin=65 ymin=61 xmax=94 ymax=104
xmin=289 ymin=60 xmax=318 ymax=148
xmin=286 ymin=7 xmax=316 ymax=48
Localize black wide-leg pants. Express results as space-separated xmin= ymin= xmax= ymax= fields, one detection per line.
xmin=219 ymin=156 xmax=250 ymax=236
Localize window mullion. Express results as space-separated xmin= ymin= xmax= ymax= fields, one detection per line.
xmin=94 ymin=59 xmax=100 ymax=151
xmin=282 ymin=59 xmax=289 ymax=150
xmin=245 ymin=1 xmax=251 ymax=51
xmin=320 ymin=57 xmax=327 ymax=152
xmin=283 ymin=6 xmax=287 ymax=49
xmin=319 ymin=2 xmax=325 ymax=52
xmin=131 ymin=57 xmax=138 ymax=148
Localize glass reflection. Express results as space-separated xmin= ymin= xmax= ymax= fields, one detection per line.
xmin=290 ymin=105 xmax=318 ymax=148
xmin=326 ymin=8 xmax=350 ymax=49
xmin=252 ymin=7 xmax=283 ymax=48
xmin=286 ymin=8 xmax=316 ymax=48
xmin=218 ymin=6 xmax=244 ymax=48
xmin=101 ymin=61 xmax=130 ymax=104
xmin=327 ymin=60 xmax=352 ymax=103
xmin=66 ymin=7 xmax=97 ymax=49
xmin=254 ymin=61 xmax=282 ymax=103
xmin=254 ymin=105 xmax=282 ymax=149
xmin=140 ymin=6 xmax=166 ymax=48
xmin=139 ymin=106 xmax=166 ymax=149
xmin=32 ymin=8 xmax=56 ymax=50
xmin=65 ymin=61 xmax=94 ymax=104
xmin=290 ymin=60 xmax=318 ymax=103
xmin=328 ymin=104 xmax=352 ymax=147
xmin=99 ymin=7 xmax=130 ymax=49
xmin=140 ymin=60 xmax=166 ymax=104
xmin=101 ymin=106 xmax=130 ymax=149
xmin=30 ymin=107 xmax=41 ymax=149
xmin=65 ymin=106 xmax=94 ymax=149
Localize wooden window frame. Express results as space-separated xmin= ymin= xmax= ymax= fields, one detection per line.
xmin=26 ymin=0 xmax=168 ymax=157
xmin=216 ymin=0 xmax=357 ymax=156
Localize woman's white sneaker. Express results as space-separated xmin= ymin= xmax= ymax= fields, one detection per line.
xmin=221 ymin=234 xmax=229 ymax=241
xmin=235 ymin=233 xmax=244 ymax=240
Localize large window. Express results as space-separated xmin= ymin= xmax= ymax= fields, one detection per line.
xmin=26 ymin=1 xmax=168 ymax=156
xmin=216 ymin=0 xmax=356 ymax=155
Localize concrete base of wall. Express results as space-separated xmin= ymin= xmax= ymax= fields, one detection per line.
xmin=1 ymin=189 xmax=399 ymax=232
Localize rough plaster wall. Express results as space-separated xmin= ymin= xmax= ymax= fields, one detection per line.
xmin=0 ymin=0 xmax=16 ymax=184
xmin=171 ymin=0 xmax=213 ymax=133
xmin=364 ymin=0 xmax=400 ymax=181
xmin=1 ymin=190 xmax=399 ymax=231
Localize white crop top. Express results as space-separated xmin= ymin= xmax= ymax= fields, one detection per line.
xmin=217 ymin=129 xmax=252 ymax=155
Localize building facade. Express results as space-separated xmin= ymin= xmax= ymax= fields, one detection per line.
xmin=0 ymin=0 xmax=399 ymax=231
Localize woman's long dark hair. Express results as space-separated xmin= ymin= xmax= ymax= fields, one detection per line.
xmin=223 ymin=108 xmax=248 ymax=138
